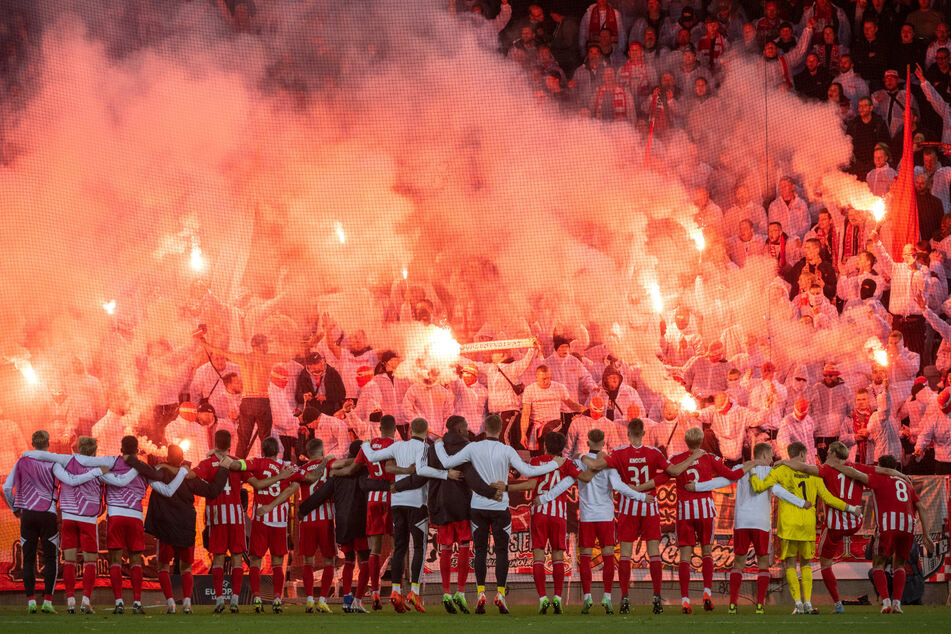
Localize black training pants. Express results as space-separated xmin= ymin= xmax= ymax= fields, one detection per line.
xmin=471 ymin=508 xmax=511 ymax=589
xmin=391 ymin=505 xmax=428 ymax=586
xmin=20 ymin=510 xmax=59 ymax=598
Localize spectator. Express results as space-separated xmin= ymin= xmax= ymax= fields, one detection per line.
xmin=872 ymin=69 xmax=918 ymax=139
xmin=570 ymin=44 xmax=607 ymax=109
xmin=769 ymin=177 xmax=811 ymax=241
xmin=799 ymin=0 xmax=850 ymax=48
xmin=828 ymin=82 xmax=853 ymax=118
xmin=813 ymin=26 xmax=846 ymax=77
xmin=837 ymin=54 xmax=870 ymax=106
xmin=866 ymin=143 xmax=897 ymax=196
xmin=549 ymin=3 xmax=580 ymax=74
xmin=924 ymin=22 xmax=950 ymax=68
xmin=851 ymin=20 xmax=889 ymax=91
xmin=775 ymin=22 xmax=798 ymax=54
xmin=697 ymin=15 xmax=727 ymax=71
xmin=630 ymin=0 xmax=674 ymax=50
xmin=727 ymin=219 xmax=766 ymax=267
xmin=795 ymin=53 xmax=832 ymax=99
xmin=906 ymin=0 xmax=942 ymax=41
xmin=723 ymin=184 xmax=768 ymax=236
xmin=847 ymin=96 xmax=892 ymax=178
xmin=579 ymin=0 xmax=626 ymax=57
xmin=756 ymin=0 xmax=782 ymax=49
xmin=786 ymin=238 xmax=838 ymax=301
xmin=592 ymin=66 xmax=636 ymax=122
xmin=888 ymin=23 xmax=926 ymax=74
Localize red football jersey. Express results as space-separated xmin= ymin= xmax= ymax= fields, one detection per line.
xmin=194 ymin=455 xmax=245 ymax=526
xmin=246 ymin=457 xmax=302 ymax=526
xmin=604 ymin=444 xmax=670 ymax=516
xmin=670 ymin=452 xmax=742 ymax=520
xmin=300 ymin=458 xmax=335 ymax=523
xmin=867 ymin=472 xmax=920 ymax=533
xmin=355 ymin=436 xmax=395 ymax=504
xmin=529 ymin=456 xmax=581 ymax=520
xmin=819 ymin=462 xmax=875 ymax=531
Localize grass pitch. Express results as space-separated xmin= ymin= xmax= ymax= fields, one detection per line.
xmin=0 ymin=603 xmax=949 ymax=633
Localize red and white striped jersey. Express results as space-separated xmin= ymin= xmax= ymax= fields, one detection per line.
xmin=529 ymin=456 xmax=581 ymax=520
xmin=819 ymin=462 xmax=874 ymax=531
xmin=300 ymin=458 xmax=336 ymax=523
xmin=671 ymin=451 xmax=743 ymax=521
xmin=194 ymin=455 xmax=245 ymax=526
xmin=678 ymin=496 xmax=717 ymax=520
xmin=248 ymin=457 xmax=302 ymax=527
xmin=605 ymin=444 xmax=670 ymax=517
xmin=867 ymin=472 xmax=920 ymax=534
xmin=354 ymin=437 xmax=394 ymax=504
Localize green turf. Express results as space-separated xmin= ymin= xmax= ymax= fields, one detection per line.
xmin=0 ymin=604 xmax=949 ymax=632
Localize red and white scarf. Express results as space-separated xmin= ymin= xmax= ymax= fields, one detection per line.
xmin=589 ymin=7 xmax=618 ymax=40
xmin=767 ymin=232 xmax=788 ymax=271
xmin=595 ymin=86 xmax=628 ymax=120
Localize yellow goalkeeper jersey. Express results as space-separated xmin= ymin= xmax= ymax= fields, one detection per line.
xmin=749 ymin=465 xmax=848 ymax=541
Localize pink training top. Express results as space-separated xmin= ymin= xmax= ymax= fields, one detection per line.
xmin=103 ymin=457 xmax=146 ymax=514
xmin=12 ymin=457 xmax=57 ymax=513
xmin=58 ymin=457 xmax=105 ymax=519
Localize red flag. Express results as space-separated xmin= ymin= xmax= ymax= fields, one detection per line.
xmin=888 ymin=66 xmax=919 ymax=258
xmin=644 ymin=93 xmax=657 ymax=167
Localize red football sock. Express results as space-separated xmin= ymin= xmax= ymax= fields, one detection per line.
xmin=302 ymin=565 xmax=314 ymax=598
xmin=603 ymin=552 xmax=615 ymax=594
xmin=83 ymin=563 xmax=96 ymax=600
xmin=533 ymin=561 xmax=547 ymax=597
xmin=211 ymin=566 xmax=224 ymax=598
xmin=872 ymin=568 xmax=889 ymax=600
xmin=579 ymin=554 xmax=593 ymax=594
xmin=249 ymin=566 xmax=261 ymax=598
xmin=109 ymin=564 xmax=122 ymax=601
xmin=678 ymin=561 xmax=691 ymax=599
xmin=320 ymin=565 xmax=334 ymax=598
xmin=821 ymin=566 xmax=839 ymax=603
xmin=341 ymin=559 xmax=355 ymax=595
xmin=457 ymin=545 xmax=471 ymax=592
xmin=729 ymin=571 xmax=742 ymax=604
xmin=701 ymin=555 xmax=713 ymax=592
xmin=110 ymin=564 xmax=123 ymax=601
xmin=357 ymin=559 xmax=369 ymax=597
xmin=131 ymin=564 xmax=143 ymax=602
xmin=64 ymin=563 xmax=76 ymax=598
xmin=553 ymin=561 xmax=567 ymax=598
xmin=182 ymin=571 xmax=193 ymax=600
xmin=892 ymin=567 xmax=906 ymax=602
xmin=649 ymin=555 xmax=662 ymax=595
xmin=440 ymin=548 xmax=453 ymax=593
xmin=756 ymin=568 xmax=769 ymax=604
xmin=618 ymin=556 xmax=632 ymax=595
xmin=273 ymin=565 xmax=285 ymax=601
xmin=231 ymin=565 xmax=244 ymax=597
xmin=368 ymin=554 xmax=381 ymax=592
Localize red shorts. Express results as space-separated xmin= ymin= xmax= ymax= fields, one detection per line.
xmin=207 ymin=523 xmax=246 ymax=555
xmin=820 ymin=526 xmax=860 ymax=559
xmin=157 ymin=542 xmax=194 ymax=567
xmin=676 ymin=518 xmax=714 ymax=547
xmin=249 ymin=520 xmax=288 ymax=558
xmin=877 ymin=530 xmax=915 ymax=560
xmin=106 ymin=515 xmax=145 ymax=552
xmin=339 ymin=537 xmax=369 ymax=554
xmin=62 ymin=519 xmax=98 ymax=552
xmin=734 ymin=528 xmax=770 ymax=557
xmin=579 ymin=521 xmax=615 ymax=549
xmin=530 ymin=513 xmax=567 ymax=551
xmin=617 ymin=514 xmax=661 ymax=543
xmin=366 ymin=501 xmax=391 ymax=536
xmin=437 ymin=520 xmax=472 ymax=546
xmin=299 ymin=520 xmax=336 ymax=559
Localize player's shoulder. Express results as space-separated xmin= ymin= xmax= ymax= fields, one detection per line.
xmin=529 ymin=454 xmax=546 ymax=465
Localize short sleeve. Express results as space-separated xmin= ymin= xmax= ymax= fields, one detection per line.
xmin=605 ymin=451 xmax=620 ymax=470
xmin=562 ymin=460 xmax=582 ymax=479
xmin=652 ymin=448 xmax=670 ymax=472
xmin=354 ymin=449 xmax=368 ymax=465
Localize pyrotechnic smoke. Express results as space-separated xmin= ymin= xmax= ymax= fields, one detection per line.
xmin=0 ymin=0 xmax=885 ymax=444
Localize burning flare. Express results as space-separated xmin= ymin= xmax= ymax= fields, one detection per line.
xmin=870 ymin=198 xmax=886 ymax=223
xmin=427 ymin=327 xmax=461 ymax=363
xmin=14 ymin=359 xmax=38 ymax=385
xmin=646 ymin=281 xmax=664 ymax=314
xmin=866 ymin=337 xmax=889 ymax=367
xmin=102 ymin=299 xmax=116 ymax=315
xmin=189 ymin=245 xmax=205 ymax=272
xmin=690 ymin=227 xmax=705 ymax=251
xmin=681 ymin=393 xmax=698 ymax=413
xmin=334 ymin=221 xmax=347 ymax=244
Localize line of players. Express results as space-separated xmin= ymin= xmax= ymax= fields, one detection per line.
xmin=3 ymin=410 xmax=937 ymax=616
